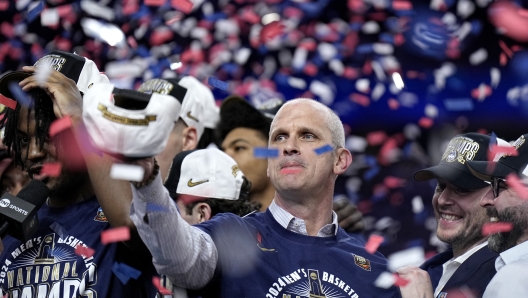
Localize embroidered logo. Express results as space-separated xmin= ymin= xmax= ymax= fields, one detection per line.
xmin=94 ymin=207 xmax=108 ymax=222
xmin=186 ymin=111 xmax=199 ymax=122
xmin=187 ymin=179 xmax=209 ymax=187
xmin=353 ymin=254 xmax=371 ymax=271
xmin=232 ymin=165 xmax=241 ymax=178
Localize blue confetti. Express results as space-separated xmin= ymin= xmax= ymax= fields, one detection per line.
xmin=356 ymin=44 xmax=374 ymax=54
xmin=146 ymin=203 xmax=169 ymax=213
xmin=112 ymin=262 xmax=142 ymax=284
xmin=490 ymin=132 xmax=497 ymax=148
xmin=27 ymin=1 xmax=44 ymax=24
xmin=314 ymin=144 xmax=334 ymax=155
xmin=50 ymin=222 xmax=67 ymax=239
xmin=443 ymin=98 xmax=473 ymax=111
xmin=363 ymin=166 xmax=380 ymax=181
xmin=8 ymin=82 xmax=33 ymax=108
xmin=253 ymin=147 xmax=279 ymax=158
xmin=207 ymin=77 xmax=229 ymax=91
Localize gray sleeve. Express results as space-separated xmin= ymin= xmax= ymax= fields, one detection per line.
xmin=129 ymin=173 xmax=218 ymax=290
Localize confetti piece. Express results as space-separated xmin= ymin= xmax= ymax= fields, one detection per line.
xmin=153 ymin=276 xmax=172 ymax=295
xmin=387 ymin=246 xmax=425 ymax=271
xmin=110 ymin=164 xmax=145 ymax=182
xmin=418 ymin=117 xmax=433 ymax=129
xmin=482 ymin=222 xmax=513 ymax=236
xmin=75 ymin=245 xmax=95 ymax=258
xmin=40 ymin=8 xmax=59 ymax=27
xmin=49 ymin=116 xmax=72 ymax=138
xmin=101 ymin=227 xmax=130 ymax=245
xmin=383 ymin=176 xmax=406 ymax=188
xmin=0 ymin=94 xmax=17 ymax=110
xmin=171 ymin=0 xmax=193 ymax=14
xmin=7 ymin=82 xmax=33 ymax=108
xmin=314 ymin=144 xmax=334 ymax=155
xmin=506 ymin=173 xmax=528 ymax=200
xmin=488 ymin=144 xmax=517 ymax=162
xmin=49 ymin=222 xmax=67 ymax=239
xmin=444 ymin=98 xmax=473 ymax=111
xmin=366 ymin=131 xmax=387 ymax=146
xmin=350 ymin=93 xmax=370 ymax=107
xmin=411 ymin=196 xmax=424 ymax=214
xmin=112 ymin=262 xmax=141 ymax=284
xmin=27 ymin=0 xmax=44 ymax=23
xmin=374 ymin=272 xmax=396 ymax=289
xmin=365 ymin=234 xmax=384 ymax=254
xmin=253 ymin=147 xmax=279 ymax=158
xmin=207 ymin=77 xmax=229 ymax=91
xmin=393 ymin=274 xmax=410 ymax=287
xmin=144 ymin=0 xmax=165 ymax=6
xmin=41 ymin=162 xmax=62 ymax=177
xmin=392 ymin=1 xmax=412 ymax=10
xmin=34 ymin=61 xmax=53 ymax=87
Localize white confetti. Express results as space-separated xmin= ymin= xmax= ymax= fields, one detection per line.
xmin=371 ymin=83 xmax=385 ymax=101
xmin=234 ymin=48 xmax=251 ymax=65
xmin=362 ymin=21 xmax=380 ymax=34
xmin=309 ymin=80 xmax=334 ymax=105
xmin=41 ymin=8 xmax=59 ymax=27
xmin=34 ymin=63 xmax=53 ymax=87
xmin=457 ymin=0 xmax=475 ymax=18
xmin=287 ymin=77 xmax=307 ymax=89
xmin=490 ymin=67 xmax=501 ymax=88
xmin=374 ymin=272 xmax=396 ymax=289
xmin=292 ymin=47 xmax=308 ymax=70
xmin=110 ymin=164 xmax=145 ymax=182
xmin=318 ymin=43 xmax=337 ymax=62
xmin=80 ymin=0 xmax=115 ymax=21
xmin=411 ymin=196 xmax=424 ymax=214
xmin=425 ymin=104 xmax=438 ymax=118
xmin=346 ymin=135 xmax=368 ymax=152
xmin=356 ymin=79 xmax=370 ymax=93
xmin=469 ymin=48 xmax=487 ymax=66
xmin=329 ymin=59 xmax=344 ymax=76
xmin=388 ymin=247 xmax=425 ymax=272
xmin=373 ymin=43 xmax=394 ymax=55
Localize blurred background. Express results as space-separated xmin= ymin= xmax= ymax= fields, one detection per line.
xmin=1 ymin=0 xmax=528 ymax=257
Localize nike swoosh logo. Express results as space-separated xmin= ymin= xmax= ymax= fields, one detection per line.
xmin=186 ymin=111 xmax=199 ymax=122
xmin=187 ymin=179 xmax=209 ymax=187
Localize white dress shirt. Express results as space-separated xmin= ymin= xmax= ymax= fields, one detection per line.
xmin=434 ymin=241 xmax=488 ymax=297
xmin=483 ymin=240 xmax=528 ymax=298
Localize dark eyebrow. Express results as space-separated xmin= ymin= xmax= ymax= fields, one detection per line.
xmin=225 ymin=138 xmax=251 ymax=148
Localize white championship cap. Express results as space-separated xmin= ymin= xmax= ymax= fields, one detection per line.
xmin=178 ymin=76 xmax=220 ymax=130
xmin=168 ymin=148 xmax=244 ymax=200
xmin=82 ymin=83 xmax=182 ymax=157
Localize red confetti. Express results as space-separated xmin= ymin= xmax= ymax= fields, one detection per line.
xmin=0 ymin=0 xmax=9 ymax=11
xmin=152 ymin=276 xmax=171 ymax=295
xmin=0 ymin=94 xmax=17 ymax=110
xmin=393 ymin=274 xmax=410 ymax=287
xmin=75 ymin=244 xmax=95 ymax=258
xmin=365 ymin=234 xmax=384 ymax=254
xmin=505 ymin=173 xmax=528 ymax=200
xmin=144 ymin=0 xmax=165 ymax=6
xmin=56 ymin=4 xmax=72 ymax=17
xmin=384 ymin=176 xmax=406 ymax=189
xmin=350 ymin=93 xmax=370 ymax=107
xmin=257 ymin=231 xmax=262 ymax=244
xmin=488 ymin=144 xmax=518 ymax=162
xmin=343 ymin=67 xmax=359 ymax=79
xmin=101 ymin=227 xmax=131 ymax=245
xmin=178 ymin=194 xmax=207 ymax=205
xmin=482 ymin=222 xmax=513 ymax=236
xmin=127 ymin=36 xmax=138 ymax=49
xmin=392 ymin=1 xmax=412 ymax=10
xmin=500 ymin=52 xmax=508 ymax=66
xmin=388 ymin=98 xmax=400 ymax=110
xmin=171 ymin=0 xmax=193 ymax=14
xmin=366 ymin=131 xmax=387 ymax=146
xmin=303 ymin=63 xmax=318 ymax=76
xmin=471 ymin=84 xmax=492 ymax=100
xmin=49 ymin=116 xmax=73 ymax=137
xmin=418 ymin=117 xmax=433 ymax=129
xmin=261 ymin=21 xmax=284 ymax=42
xmin=499 ymin=40 xmax=513 ymax=58
xmin=41 ymin=163 xmax=62 ymax=177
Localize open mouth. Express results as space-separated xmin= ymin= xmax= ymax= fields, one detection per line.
xmin=28 ymin=166 xmax=49 ymax=183
xmin=440 ymin=213 xmax=462 ymax=221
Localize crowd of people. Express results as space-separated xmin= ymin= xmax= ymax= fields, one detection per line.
xmin=0 ymin=50 xmax=526 ymax=298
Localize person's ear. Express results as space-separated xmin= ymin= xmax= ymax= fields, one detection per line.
xmin=334 ymin=148 xmax=352 ymax=175
xmin=195 ymin=202 xmax=212 ymax=223
xmin=182 ymin=126 xmax=198 ymax=151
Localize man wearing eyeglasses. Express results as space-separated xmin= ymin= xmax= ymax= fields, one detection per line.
xmin=398 ymin=133 xmax=505 ymax=298
xmin=467 ymin=133 xmax=528 ymax=298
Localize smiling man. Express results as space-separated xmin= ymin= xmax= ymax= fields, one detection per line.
xmin=130 ymin=98 xmax=398 ymax=297
xmin=398 ymin=133 xmax=505 ymax=298
xmin=467 ymin=133 xmax=528 ymax=298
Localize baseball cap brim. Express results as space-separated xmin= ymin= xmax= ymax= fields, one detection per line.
xmin=414 ymin=163 xmax=489 ymax=189
xmin=466 ymin=160 xmax=519 ymax=182
xmin=0 ymin=71 xmax=32 ymax=100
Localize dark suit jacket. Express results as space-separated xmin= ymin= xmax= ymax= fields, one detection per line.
xmin=420 ymin=246 xmax=498 ymax=297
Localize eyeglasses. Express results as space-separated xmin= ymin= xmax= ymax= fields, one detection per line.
xmin=490 ymin=177 xmax=507 ymax=198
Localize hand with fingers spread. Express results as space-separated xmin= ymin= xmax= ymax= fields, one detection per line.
xmin=19 ymin=66 xmax=83 ymax=123
xmin=397 ymin=266 xmax=434 ymax=298
xmin=333 ymin=198 xmax=365 ymax=233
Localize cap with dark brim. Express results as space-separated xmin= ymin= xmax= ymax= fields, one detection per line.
xmin=216 ymin=95 xmax=272 ymax=143
xmin=466 ymin=160 xmax=519 ymax=182
xmin=0 ymin=71 xmax=32 ymax=100
xmin=414 ymin=163 xmax=489 ymax=189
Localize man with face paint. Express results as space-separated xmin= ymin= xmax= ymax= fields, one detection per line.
xmin=467 ymin=133 xmax=528 ymax=298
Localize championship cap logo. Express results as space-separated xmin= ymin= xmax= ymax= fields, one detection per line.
xmin=353 ymin=254 xmax=371 ymax=271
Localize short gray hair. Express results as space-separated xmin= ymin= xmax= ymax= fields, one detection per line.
xmin=272 ymin=98 xmax=345 ymax=149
